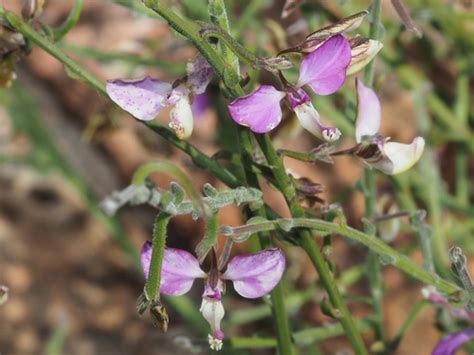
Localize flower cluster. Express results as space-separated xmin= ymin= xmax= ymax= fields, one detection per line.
xmin=106 ymin=55 xmax=213 ymax=139
xmin=141 ymin=243 xmax=285 ymax=351
xmin=227 ymin=11 xmax=383 ymax=141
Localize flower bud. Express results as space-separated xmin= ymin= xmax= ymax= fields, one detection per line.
xmin=347 ymin=36 xmax=383 ymax=75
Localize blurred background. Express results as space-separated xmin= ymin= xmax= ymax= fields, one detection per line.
xmin=0 ymin=0 xmax=473 ymax=354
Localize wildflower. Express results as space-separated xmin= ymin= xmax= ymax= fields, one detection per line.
xmin=344 ymin=78 xmax=425 ymax=175
xmin=228 ymin=35 xmax=350 ymax=141
xmin=280 ymin=11 xmax=383 ymax=75
xmin=141 ymin=243 xmax=285 ymax=351
xmin=106 ymin=55 xmax=213 ymax=139
xmin=422 ymin=287 xmax=474 ymax=355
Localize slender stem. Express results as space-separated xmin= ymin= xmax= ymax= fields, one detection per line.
xmin=364 ymin=0 xmax=383 ymax=85
xmin=142 ymin=0 xmax=240 ymax=87
xmin=454 ymin=73 xmax=469 ymax=206
xmin=257 ymin=135 xmax=368 ymax=354
xmin=363 ymin=0 xmax=385 ymax=343
xmin=199 ymin=25 xmax=258 ymax=66
xmin=229 ymin=318 xmax=373 ymax=349
xmin=198 ymin=2 xmax=293 ymax=352
xmin=53 ymin=0 xmax=83 ymax=41
xmin=207 ymin=0 xmax=240 ymax=75
xmin=144 ymin=213 xmax=171 ymax=301
xmin=223 ymin=218 xmax=460 ymax=294
xmin=3 ymin=11 xmax=106 ymax=94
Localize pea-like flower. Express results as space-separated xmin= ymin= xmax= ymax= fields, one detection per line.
xmin=228 ymin=34 xmax=350 ymax=141
xmin=141 ymin=242 xmax=285 ymax=351
xmin=349 ymin=78 xmax=425 ymax=175
xmin=106 ymin=55 xmax=213 ymax=140
xmin=422 ymin=287 xmax=474 ymax=355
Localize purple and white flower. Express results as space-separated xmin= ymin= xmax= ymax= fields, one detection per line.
xmin=352 ymin=78 xmax=425 ymax=175
xmin=423 ymin=287 xmax=474 ymax=355
xmin=106 ymin=55 xmax=213 ymax=140
xmin=228 ymin=35 xmax=350 ymax=141
xmin=141 ymin=243 xmax=285 ymax=351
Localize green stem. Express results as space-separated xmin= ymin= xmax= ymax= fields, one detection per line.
xmin=257 ymin=135 xmax=368 ymax=354
xmin=198 ymin=2 xmax=293 ymax=352
xmin=223 ymin=218 xmax=460 ymax=294
xmin=144 ymin=213 xmax=171 ymax=301
xmin=364 ymin=0 xmax=383 ymax=85
xmin=363 ymin=0 xmax=385 ymax=343
xmin=228 ymin=317 xmax=373 ymax=349
xmin=199 ymin=25 xmax=259 ymax=66
xmin=3 ymin=11 xmax=106 ymax=95
xmin=454 ymin=73 xmax=469 ymax=206
xmin=207 ymin=0 xmax=240 ymax=75
xmin=142 ymin=0 xmax=239 ymax=87
xmin=53 ymin=0 xmax=83 ymax=41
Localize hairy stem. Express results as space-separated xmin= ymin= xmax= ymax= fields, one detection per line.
xmin=223 ymin=218 xmax=459 ymax=294
xmin=256 ymin=135 xmax=368 ymax=354
xmin=144 ymin=213 xmax=171 ymax=301
xmin=363 ymin=0 xmax=385 ymax=344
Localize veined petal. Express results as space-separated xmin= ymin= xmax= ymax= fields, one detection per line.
xmin=221 ymin=248 xmax=285 ymax=299
xmin=380 ymin=137 xmax=425 ymax=175
xmin=347 ymin=38 xmax=383 ymax=76
xmin=141 ymin=242 xmax=206 ymax=296
xmin=355 ymin=78 xmax=381 ymax=143
xmin=432 ymin=328 xmax=474 ymax=355
xmin=296 ymin=35 xmax=351 ymax=96
xmin=306 ymin=11 xmax=368 ymax=41
xmin=186 ymin=55 xmax=213 ymax=95
xmin=293 ymin=101 xmax=341 ymax=142
xmin=106 ymin=77 xmax=171 ymax=121
xmin=228 ymin=85 xmax=286 ymax=133
xmin=169 ymin=95 xmax=194 ymax=139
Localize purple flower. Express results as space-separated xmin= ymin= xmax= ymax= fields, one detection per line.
xmin=432 ymin=328 xmax=474 ymax=355
xmin=106 ymin=55 xmax=213 ymax=140
xmin=353 ymin=78 xmax=425 ymax=175
xmin=228 ymin=85 xmax=286 ymax=133
xmin=296 ymin=34 xmax=351 ymax=96
xmin=228 ymin=35 xmax=350 ymax=140
xmin=423 ymin=288 xmax=474 ymax=354
xmin=141 ymin=242 xmax=285 ymax=350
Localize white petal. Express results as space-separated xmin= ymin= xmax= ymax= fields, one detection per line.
xmin=380 ymin=137 xmax=425 ymax=174
xmin=355 ymin=78 xmax=381 ymax=143
xmin=169 ymin=96 xmax=194 ymax=139
xmin=294 ymin=102 xmax=341 ymax=142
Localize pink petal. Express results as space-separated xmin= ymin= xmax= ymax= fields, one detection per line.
xmin=297 ymin=34 xmax=351 ymax=96
xmin=221 ymin=248 xmax=285 ymax=298
xmin=355 ymin=78 xmax=381 ymax=143
xmin=432 ymin=328 xmax=474 ymax=355
xmin=141 ymin=242 xmax=206 ymax=296
xmin=106 ymin=77 xmax=172 ymax=121
xmin=228 ymin=85 xmax=286 ymax=133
